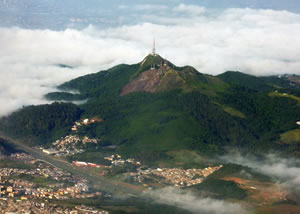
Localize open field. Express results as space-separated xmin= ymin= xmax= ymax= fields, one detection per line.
xmin=280 ymin=129 xmax=300 ymax=144
xmin=269 ymin=92 xmax=300 ymax=105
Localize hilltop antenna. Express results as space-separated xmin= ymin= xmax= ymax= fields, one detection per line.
xmin=152 ymin=37 xmax=156 ymax=56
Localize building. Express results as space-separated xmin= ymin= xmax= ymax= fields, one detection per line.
xmin=73 ymin=161 xmax=88 ymax=167
xmin=6 ymin=186 xmax=13 ymax=193
xmin=83 ymin=119 xmax=89 ymax=125
xmin=42 ymin=148 xmax=58 ymax=155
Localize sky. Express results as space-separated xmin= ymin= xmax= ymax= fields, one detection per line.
xmin=0 ymin=0 xmax=300 ymax=116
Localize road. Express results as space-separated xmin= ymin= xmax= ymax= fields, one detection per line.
xmin=0 ymin=133 xmax=142 ymax=197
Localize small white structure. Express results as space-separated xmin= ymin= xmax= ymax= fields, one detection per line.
xmin=42 ymin=148 xmax=58 ymax=155
xmin=296 ymin=121 xmax=300 ymax=126
xmin=83 ymin=119 xmax=89 ymax=125
xmin=152 ymin=38 xmax=156 ymax=56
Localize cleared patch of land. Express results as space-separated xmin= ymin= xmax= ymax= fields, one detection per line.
xmin=257 ymin=205 xmax=300 ymax=214
xmin=269 ymin=92 xmax=300 ymax=105
xmin=221 ymin=105 xmax=246 ymax=118
xmin=223 ymin=177 xmax=288 ymax=205
xmin=159 ymin=150 xmax=207 ymax=168
xmin=280 ymin=129 xmax=300 ymax=144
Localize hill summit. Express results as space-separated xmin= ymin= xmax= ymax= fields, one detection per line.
xmin=121 ymin=54 xmax=198 ymax=96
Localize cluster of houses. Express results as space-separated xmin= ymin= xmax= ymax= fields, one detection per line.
xmin=0 ymin=152 xmax=111 ymax=213
xmin=75 ymin=205 xmax=109 ymax=214
xmin=0 ymin=178 xmax=95 ymax=200
xmin=131 ymin=165 xmax=223 ymax=188
xmin=0 ymin=153 xmax=110 ymax=213
xmin=72 ymin=154 xmax=141 ymax=171
xmin=0 ymin=152 xmax=96 ymax=200
xmin=0 ymin=198 xmax=109 ymax=214
xmin=39 ymin=117 xmax=103 ymax=157
xmin=41 ymin=134 xmax=99 ymax=157
xmin=10 ymin=153 xmax=36 ymax=164
xmin=71 ymin=118 xmax=103 ymax=132
xmin=0 ymin=167 xmax=93 ymax=200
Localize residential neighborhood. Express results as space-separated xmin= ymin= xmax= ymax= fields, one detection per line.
xmin=0 ymin=199 xmax=109 ymax=214
xmin=130 ymin=165 xmax=223 ymax=187
xmin=0 ymin=153 xmax=109 ymax=213
xmin=40 ymin=134 xmax=99 ymax=157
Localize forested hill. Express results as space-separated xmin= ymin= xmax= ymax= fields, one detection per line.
xmin=1 ymin=54 xmax=300 ymax=159
xmin=0 ymin=103 xmax=82 ymax=145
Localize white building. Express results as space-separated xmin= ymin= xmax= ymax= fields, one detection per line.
xmin=42 ymin=148 xmax=58 ymax=155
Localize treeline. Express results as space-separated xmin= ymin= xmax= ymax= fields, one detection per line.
xmin=0 ymin=102 xmax=82 ymax=145
xmin=176 ymin=91 xmax=255 ymax=149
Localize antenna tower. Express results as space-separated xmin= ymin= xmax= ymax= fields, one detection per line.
xmin=152 ymin=38 xmax=156 ymax=56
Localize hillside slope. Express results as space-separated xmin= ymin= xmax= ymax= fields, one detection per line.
xmin=1 ymin=55 xmax=300 ymax=161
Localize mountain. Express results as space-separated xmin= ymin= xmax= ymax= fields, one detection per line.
xmin=1 ymin=54 xmax=300 ymax=163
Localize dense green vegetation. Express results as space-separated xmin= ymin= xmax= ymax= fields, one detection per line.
xmin=1 ymin=55 xmax=300 ymax=160
xmin=0 ymin=102 xmax=82 ymax=145
xmin=45 ymin=92 xmax=84 ymax=101
xmin=220 ymin=86 xmax=300 ymax=150
xmin=210 ymin=164 xmax=272 ymax=182
xmin=194 ymin=178 xmax=248 ymax=200
xmin=218 ymin=71 xmax=272 ymax=91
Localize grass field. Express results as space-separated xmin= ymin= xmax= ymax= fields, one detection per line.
xmin=221 ymin=105 xmax=246 ymax=118
xmin=156 ymin=150 xmax=208 ymax=168
xmin=269 ymin=92 xmax=300 ymax=105
xmin=280 ymin=129 xmax=300 ymax=144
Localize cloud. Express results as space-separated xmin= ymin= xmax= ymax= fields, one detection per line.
xmin=134 ymin=4 xmax=168 ymax=11
xmin=222 ymin=151 xmax=300 ymax=192
xmin=0 ymin=26 xmax=145 ymax=117
xmin=173 ymin=4 xmax=206 ymax=15
xmin=1 ymin=6 xmax=300 ymax=116
xmin=145 ymin=187 xmax=247 ymax=214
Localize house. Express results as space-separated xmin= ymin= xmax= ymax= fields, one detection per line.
xmin=6 ymin=186 xmax=13 ymax=193
xmin=42 ymin=148 xmax=58 ymax=155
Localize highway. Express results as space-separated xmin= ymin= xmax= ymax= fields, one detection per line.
xmin=0 ymin=133 xmax=142 ymax=197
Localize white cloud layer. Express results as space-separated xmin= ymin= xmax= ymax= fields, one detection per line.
xmin=1 ymin=5 xmax=300 ymax=116
xmin=222 ymin=151 xmax=300 ymax=192
xmin=146 ymin=187 xmax=247 ymax=214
